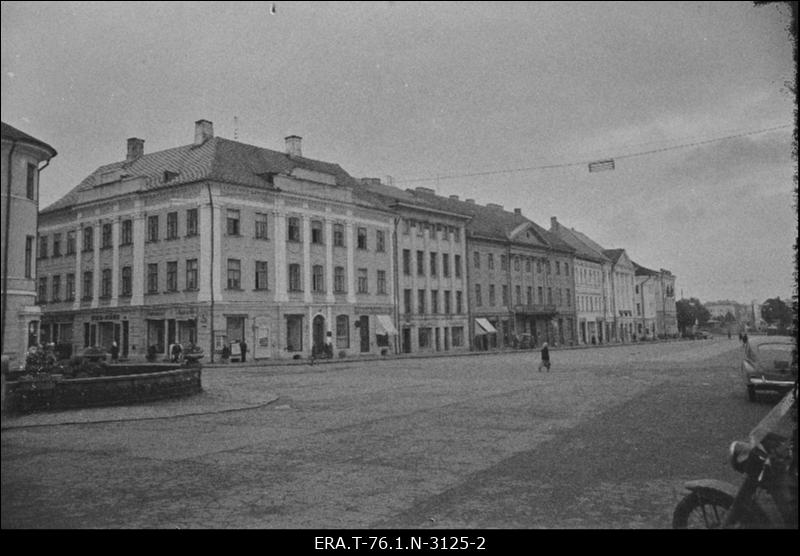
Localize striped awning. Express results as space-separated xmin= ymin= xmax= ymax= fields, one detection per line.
xmin=376 ymin=314 xmax=398 ymax=335
xmin=475 ymin=318 xmax=498 ymax=334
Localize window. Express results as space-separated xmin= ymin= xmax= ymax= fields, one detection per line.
xmin=556 ymin=261 xmax=561 ymax=275
xmin=527 ymin=287 xmax=533 ymax=305
xmin=357 ymin=268 xmax=368 ymax=293
xmin=418 ymin=289 xmax=426 ymax=313
xmin=403 ymin=249 xmax=411 ymax=275
xmin=357 ymin=227 xmax=367 ymax=249
xmin=418 ymin=327 xmax=431 ymax=349
xmin=25 ymin=236 xmax=33 ymax=277
xmin=451 ymin=326 xmax=464 ymax=347
xmin=311 ymin=220 xmax=323 ymax=244
xmin=38 ymin=235 xmax=48 ymax=258
xmin=500 ymin=255 xmax=507 ymax=270
xmin=121 ymin=266 xmax=132 ymax=296
xmin=253 ymin=261 xmax=269 ymax=290
xmin=146 ymin=216 xmax=158 ymax=243
xmin=475 ymin=284 xmax=482 ymax=306
xmin=474 ymin=251 xmax=480 ymax=269
xmin=333 ymin=223 xmax=344 ymax=246
xmin=83 ymin=271 xmax=94 ymax=299
xmin=404 ymin=289 xmax=413 ymax=314
xmin=227 ymin=259 xmax=241 ymax=289
xmin=226 ymin=209 xmax=240 ymax=236
xmin=515 ymin=285 xmax=522 ymax=305
xmin=431 ymin=290 xmax=439 ymax=314
xmin=566 ymin=288 xmax=571 ymax=307
xmin=38 ymin=276 xmax=48 ymax=303
xmin=502 ymin=285 xmax=509 ymax=306
xmin=66 ymin=231 xmax=76 ymax=255
xmin=430 ymin=252 xmax=438 ymax=276
xmin=26 ymin=163 xmax=37 ymax=199
xmin=377 ymin=270 xmax=387 ymax=294
xmin=52 ymin=233 xmax=62 ymax=257
xmin=489 ymin=284 xmax=496 ymax=306
xmin=166 ymin=261 xmax=178 ymax=292
xmin=417 ymin=250 xmax=425 ymax=276
xmin=442 ymin=253 xmax=450 ymax=278
xmin=51 ymin=275 xmax=61 ymax=302
xmin=538 ymin=286 xmax=544 ymax=304
xmin=185 ymin=259 xmax=198 ymax=291
xmin=456 ymin=291 xmax=463 ymax=314
xmin=536 ymin=259 xmax=542 ymax=273
xmin=166 ymin=212 xmax=178 ymax=240
xmin=147 ymin=264 xmax=158 ymax=294
xmin=488 ymin=254 xmax=494 ymax=270
xmin=255 ymin=213 xmax=269 ymax=239
xmin=444 ymin=290 xmax=451 ymax=314
xmin=514 ymin=256 xmax=521 ymax=271
xmin=547 ymin=287 xmax=553 ymax=305
xmin=376 ymin=230 xmax=385 ymax=252
xmin=336 ymin=315 xmax=350 ymax=348
xmin=66 ymin=273 xmax=75 ymax=300
xmin=186 ymin=209 xmax=198 ymax=237
xmin=121 ymin=220 xmax=132 ymax=245
xmin=546 ymin=260 xmax=552 ymax=274
xmin=334 ymin=266 xmax=345 ymax=293
xmin=526 ymin=258 xmax=531 ymax=272
xmin=565 ymin=263 xmax=569 ymax=276
xmin=455 ymin=255 xmax=462 ymax=278
xmin=288 ymin=217 xmax=301 ymax=241
xmin=313 ymin=265 xmax=325 ymax=292
xmin=453 ymin=228 xmax=461 ymax=243
xmin=102 ymin=223 xmax=113 ymax=248
xmin=83 ymin=226 xmax=95 ymax=251
xmin=101 ymin=269 xmax=112 ymax=298
xmin=288 ymin=263 xmax=302 ymax=291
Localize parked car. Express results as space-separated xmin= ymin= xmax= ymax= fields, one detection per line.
xmin=694 ymin=330 xmax=713 ymax=340
xmin=741 ymin=337 xmax=797 ymax=402
xmin=516 ymin=333 xmax=534 ymax=349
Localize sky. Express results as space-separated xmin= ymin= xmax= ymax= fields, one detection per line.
xmin=2 ymin=1 xmax=796 ymax=305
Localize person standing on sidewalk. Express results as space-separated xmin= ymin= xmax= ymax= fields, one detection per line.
xmin=240 ymin=339 xmax=247 ymax=363
xmin=538 ymin=342 xmax=551 ymax=372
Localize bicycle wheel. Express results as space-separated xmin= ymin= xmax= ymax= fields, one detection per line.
xmin=672 ymin=490 xmax=734 ymax=529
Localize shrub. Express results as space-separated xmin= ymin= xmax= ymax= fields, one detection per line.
xmin=380 ymin=348 xmax=389 ymax=356
xmin=338 ymin=350 xmax=347 ymax=359
xmin=292 ymin=354 xmax=302 ymax=360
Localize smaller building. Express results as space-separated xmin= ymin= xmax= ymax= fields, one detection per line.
xmin=1 ymin=122 xmax=57 ymax=368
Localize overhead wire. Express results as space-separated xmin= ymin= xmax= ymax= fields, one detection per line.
xmin=394 ymin=124 xmax=793 ymax=184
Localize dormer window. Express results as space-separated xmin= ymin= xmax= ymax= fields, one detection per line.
xmin=163 ymin=170 xmax=179 ymax=182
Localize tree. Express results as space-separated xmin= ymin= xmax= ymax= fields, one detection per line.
xmin=761 ymin=297 xmax=792 ymax=330
xmin=676 ymin=298 xmax=712 ymax=334
xmin=723 ymin=311 xmax=737 ymax=323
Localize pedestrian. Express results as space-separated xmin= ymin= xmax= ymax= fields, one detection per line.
xmin=221 ymin=343 xmax=231 ymax=362
xmin=325 ymin=331 xmax=333 ymax=358
xmin=110 ymin=340 xmax=119 ymax=363
xmin=742 ymin=332 xmax=749 ymax=346
xmin=171 ymin=342 xmax=183 ymax=363
xmin=538 ymin=342 xmax=551 ymax=372
xmin=240 ymin=339 xmax=247 ymax=363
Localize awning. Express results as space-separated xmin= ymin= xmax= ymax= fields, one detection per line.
xmin=376 ymin=314 xmax=398 ymax=335
xmin=475 ymin=318 xmax=497 ymax=334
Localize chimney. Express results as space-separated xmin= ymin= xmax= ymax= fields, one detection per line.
xmin=514 ymin=208 xmax=522 ymax=216
xmin=384 ymin=175 xmax=395 ymax=187
xmin=449 ymin=195 xmax=460 ymax=201
xmin=285 ymin=135 xmax=302 ymax=157
xmin=194 ymin=119 xmax=214 ymax=145
xmin=550 ymin=216 xmax=559 ymax=231
xmin=360 ymin=177 xmax=381 ymax=186
xmin=415 ymin=186 xmax=435 ymax=195
xmin=466 ymin=198 xmax=475 ymax=204
xmin=126 ymin=138 xmax=144 ymax=162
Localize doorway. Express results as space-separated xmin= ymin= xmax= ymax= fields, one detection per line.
xmin=359 ymin=315 xmax=370 ymax=352
xmin=312 ymin=315 xmax=326 ymax=356
xmin=402 ymin=327 xmax=412 ymax=353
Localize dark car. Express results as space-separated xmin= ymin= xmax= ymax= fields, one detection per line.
xmin=741 ymin=337 xmax=797 ymax=402
xmin=694 ymin=330 xmax=713 ymax=340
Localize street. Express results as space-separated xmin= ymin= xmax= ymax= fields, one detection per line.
xmin=1 ymin=339 xmax=778 ymax=529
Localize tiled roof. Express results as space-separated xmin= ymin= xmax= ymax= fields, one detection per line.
xmin=41 ymin=137 xmax=361 ymax=213
xmin=2 ymin=122 xmax=57 ymax=157
xmin=352 ymin=182 xmax=574 ymax=254
xmin=550 ymin=224 xmax=611 ymax=263
xmin=633 ymin=261 xmax=659 ymax=276
xmin=603 ymin=248 xmax=626 ymax=264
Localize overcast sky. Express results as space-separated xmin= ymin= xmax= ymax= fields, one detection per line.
xmin=2 ymin=1 xmax=796 ymax=304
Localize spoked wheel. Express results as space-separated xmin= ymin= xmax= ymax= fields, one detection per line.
xmin=672 ymin=491 xmax=734 ymax=529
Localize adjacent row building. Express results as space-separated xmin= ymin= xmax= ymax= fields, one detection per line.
xmin=30 ymin=120 xmax=677 ymax=362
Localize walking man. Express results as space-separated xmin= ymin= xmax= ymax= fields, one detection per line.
xmin=538 ymin=342 xmax=551 ymax=372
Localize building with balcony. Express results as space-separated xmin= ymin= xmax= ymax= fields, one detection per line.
xmin=2 ymin=122 xmax=57 ymax=368
xmin=37 ymin=120 xmax=396 ymax=361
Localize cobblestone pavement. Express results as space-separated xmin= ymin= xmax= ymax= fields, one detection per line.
xmin=1 ymin=339 xmax=775 ymax=529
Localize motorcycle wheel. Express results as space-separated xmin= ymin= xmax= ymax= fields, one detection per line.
xmin=672 ymin=491 xmax=734 ymax=529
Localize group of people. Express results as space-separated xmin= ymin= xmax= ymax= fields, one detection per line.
xmin=220 ymin=339 xmax=248 ymax=362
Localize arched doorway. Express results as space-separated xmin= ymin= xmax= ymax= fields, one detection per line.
xmin=312 ymin=315 xmax=326 ymax=356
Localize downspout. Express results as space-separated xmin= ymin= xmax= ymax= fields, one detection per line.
xmin=206 ymin=182 xmax=215 ymax=363
xmin=1 ymin=141 xmax=18 ymax=355
xmin=393 ymin=216 xmax=400 ymax=354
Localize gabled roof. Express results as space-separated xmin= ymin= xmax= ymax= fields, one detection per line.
xmin=633 ymin=261 xmax=660 ymax=276
xmin=550 ymin=223 xmax=611 ymax=264
xmin=603 ymin=248 xmax=626 ymax=264
xmin=41 ymin=136 xmax=361 ymax=214
xmin=352 ymin=182 xmax=574 ymax=254
xmin=2 ymin=122 xmax=57 ymax=158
